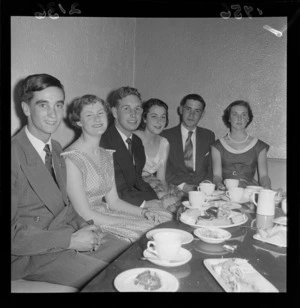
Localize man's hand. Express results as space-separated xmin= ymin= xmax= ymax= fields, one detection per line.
xmin=68 ymin=224 xmax=105 ymax=252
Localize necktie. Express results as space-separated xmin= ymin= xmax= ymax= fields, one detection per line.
xmin=184 ymin=131 xmax=194 ymax=172
xmin=126 ymin=138 xmax=133 ymax=161
xmin=44 ymin=144 xmax=57 ymax=182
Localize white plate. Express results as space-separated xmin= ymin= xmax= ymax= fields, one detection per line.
xmin=273 ymin=216 xmax=287 ymax=226
xmin=194 ymin=228 xmax=231 ymax=244
xmin=180 ymin=210 xmax=248 ymax=229
xmin=146 ymin=228 xmax=193 ymax=245
xmin=253 ymin=245 xmax=286 ymax=257
xmin=204 ymin=258 xmax=278 ymax=292
xmin=114 ymin=268 xmax=179 ymax=292
xmin=253 ymin=226 xmax=286 ymax=247
xmin=143 ymin=248 xmax=192 ymax=267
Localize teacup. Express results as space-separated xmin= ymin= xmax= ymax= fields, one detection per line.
xmin=224 ymin=179 xmax=239 ymax=189
xmin=225 ymin=187 xmax=244 ymax=203
xmin=188 ymin=191 xmax=209 ymax=209
xmin=197 ymin=183 xmax=216 ymax=196
xmin=147 ymin=232 xmax=182 ymax=261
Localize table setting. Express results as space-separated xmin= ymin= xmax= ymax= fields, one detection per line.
xmin=81 ymin=180 xmax=287 ymax=293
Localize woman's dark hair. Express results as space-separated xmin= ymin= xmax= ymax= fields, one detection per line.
xmin=69 ymin=94 xmax=110 ymax=129
xmin=222 ymin=100 xmax=254 ymax=129
xmin=138 ymin=98 xmax=169 ymax=130
xmin=20 ymin=73 xmax=65 ymax=103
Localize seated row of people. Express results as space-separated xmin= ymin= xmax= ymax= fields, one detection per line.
xmin=11 ymin=73 xmax=272 ymax=289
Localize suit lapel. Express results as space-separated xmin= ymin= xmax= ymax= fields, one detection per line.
xmin=109 ymin=125 xmax=137 ymax=184
xmin=52 ymin=141 xmax=69 ymax=206
xmin=131 ymin=134 xmax=144 ymax=178
xmin=195 ymin=127 xmax=206 ymax=171
xmin=17 ymin=129 xmax=66 ymax=216
xmin=173 ymin=125 xmax=187 ymax=171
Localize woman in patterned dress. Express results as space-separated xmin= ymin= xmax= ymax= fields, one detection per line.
xmin=134 ymin=99 xmax=183 ymax=214
xmin=211 ymin=100 xmax=272 ymax=190
xmin=62 ymin=95 xmax=173 ymax=243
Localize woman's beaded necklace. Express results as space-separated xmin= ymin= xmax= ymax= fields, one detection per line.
xmin=227 ymin=132 xmax=249 ymax=144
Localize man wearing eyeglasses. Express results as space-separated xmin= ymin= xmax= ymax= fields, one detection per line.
xmin=100 ymin=86 xmax=160 ymax=208
xmin=161 ymin=94 xmax=215 ymax=193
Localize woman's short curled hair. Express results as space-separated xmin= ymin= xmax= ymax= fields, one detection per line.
xmin=138 ymin=98 xmax=169 ymax=130
xmin=69 ymin=94 xmax=110 ymax=129
xmin=222 ymin=100 xmax=254 ymax=129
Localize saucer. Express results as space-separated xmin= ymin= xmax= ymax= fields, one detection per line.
xmin=143 ymin=248 xmax=192 ymax=267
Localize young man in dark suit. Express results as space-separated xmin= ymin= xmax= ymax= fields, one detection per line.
xmin=100 ymin=87 xmax=161 ymax=208
xmin=11 ymin=74 xmax=128 ymax=290
xmin=161 ymin=94 xmax=215 ymax=193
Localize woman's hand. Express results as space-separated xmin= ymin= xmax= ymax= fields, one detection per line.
xmin=141 ymin=208 xmax=161 ymax=224
xmin=216 ymin=182 xmax=226 ymax=190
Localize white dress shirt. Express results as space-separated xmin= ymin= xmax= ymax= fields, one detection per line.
xmin=25 ymin=126 xmax=52 ymax=163
xmin=115 ymin=125 xmax=132 ymax=150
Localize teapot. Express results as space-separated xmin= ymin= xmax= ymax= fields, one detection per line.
xmin=251 ymin=189 xmax=276 ymax=216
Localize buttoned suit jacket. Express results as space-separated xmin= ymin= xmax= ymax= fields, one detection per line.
xmin=161 ymin=124 xmax=215 ymax=186
xmin=100 ymin=124 xmax=157 ymax=206
xmin=11 ymin=127 xmax=86 ymax=280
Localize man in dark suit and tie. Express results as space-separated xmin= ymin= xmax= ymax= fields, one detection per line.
xmin=161 ymin=94 xmax=215 ymax=193
xmin=100 ymin=86 xmax=160 ymax=208
xmin=11 ymin=74 xmax=128 ymax=290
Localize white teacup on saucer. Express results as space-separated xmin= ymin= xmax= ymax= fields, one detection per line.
xmin=143 ymin=247 xmax=192 ymax=267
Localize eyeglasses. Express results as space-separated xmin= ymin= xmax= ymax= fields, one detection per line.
xmin=118 ymin=105 xmax=143 ymax=115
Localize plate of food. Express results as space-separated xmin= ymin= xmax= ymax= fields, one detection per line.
xmin=194 ymin=227 xmax=231 ymax=244
xmin=146 ymin=228 xmax=193 ymax=245
xmin=180 ymin=207 xmax=248 ymax=229
xmin=212 ymin=190 xmax=225 ymax=196
xmin=219 ymin=195 xmax=250 ymax=204
xmin=204 ymin=258 xmax=278 ymax=292
xmin=114 ymin=268 xmax=179 ymax=292
xmin=208 ymin=200 xmax=242 ymax=210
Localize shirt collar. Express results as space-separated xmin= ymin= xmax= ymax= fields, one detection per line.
xmin=25 ymin=126 xmax=52 ymax=153
xmin=181 ymin=123 xmax=196 ymax=138
xmin=115 ymin=125 xmax=132 ymax=144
